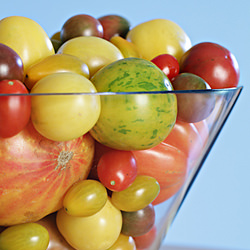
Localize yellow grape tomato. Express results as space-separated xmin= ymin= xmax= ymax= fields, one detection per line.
xmin=0 ymin=223 xmax=49 ymax=250
xmin=111 ymin=175 xmax=160 ymax=212
xmin=63 ymin=179 xmax=108 ymax=217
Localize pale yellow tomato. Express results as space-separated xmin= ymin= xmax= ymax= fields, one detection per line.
xmin=56 ymin=199 xmax=122 ymax=250
xmin=63 ymin=179 xmax=108 ymax=217
xmin=126 ymin=18 xmax=191 ymax=62
xmin=57 ymin=36 xmax=124 ymax=77
xmin=0 ymin=16 xmax=54 ymax=72
xmin=107 ymin=233 xmax=136 ymax=250
xmin=31 ymin=72 xmax=101 ymax=141
xmin=0 ymin=223 xmax=49 ymax=250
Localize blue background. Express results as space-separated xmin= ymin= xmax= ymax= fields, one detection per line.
xmin=1 ymin=1 xmax=249 ymax=249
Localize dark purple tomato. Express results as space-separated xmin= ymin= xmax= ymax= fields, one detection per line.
xmin=180 ymin=42 xmax=240 ymax=89
xmin=0 ymin=43 xmax=24 ymax=82
xmin=98 ymin=14 xmax=130 ymax=40
xmin=121 ymin=204 xmax=155 ymax=237
xmin=60 ymin=14 xmax=104 ymax=43
xmin=172 ymin=72 xmax=216 ymax=123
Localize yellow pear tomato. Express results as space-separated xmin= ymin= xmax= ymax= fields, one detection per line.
xmin=107 ymin=233 xmax=136 ymax=250
xmin=126 ymin=18 xmax=191 ymax=62
xmin=57 ymin=36 xmax=124 ymax=77
xmin=56 ymin=199 xmax=122 ymax=250
xmin=0 ymin=16 xmax=54 ymax=72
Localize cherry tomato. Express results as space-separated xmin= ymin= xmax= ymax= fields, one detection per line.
xmin=133 ymin=225 xmax=157 ymax=249
xmin=121 ymin=204 xmax=155 ymax=237
xmin=63 ymin=179 xmax=108 ymax=217
xmin=97 ymin=150 xmax=137 ymax=191
xmin=151 ymin=54 xmax=179 ymax=81
xmin=0 ymin=79 xmax=31 ymax=138
xmin=0 ymin=223 xmax=49 ymax=250
xmin=111 ymin=175 xmax=160 ymax=212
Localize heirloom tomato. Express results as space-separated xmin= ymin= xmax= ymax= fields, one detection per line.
xmin=31 ymin=72 xmax=101 ymax=141
xmin=0 ymin=79 xmax=31 ymax=138
xmin=121 ymin=204 xmax=155 ymax=237
xmin=63 ymin=179 xmax=108 ymax=217
xmin=151 ymin=54 xmax=179 ymax=81
xmin=0 ymin=121 xmax=94 ymax=226
xmin=126 ymin=18 xmax=191 ymax=62
xmin=97 ymin=150 xmax=137 ymax=191
xmin=56 ymin=199 xmax=122 ymax=250
xmin=111 ymin=175 xmax=160 ymax=212
xmin=180 ymin=42 xmax=240 ymax=89
xmin=0 ymin=223 xmax=49 ymax=250
xmin=0 ymin=16 xmax=54 ymax=73
xmin=90 ymin=57 xmax=177 ymax=150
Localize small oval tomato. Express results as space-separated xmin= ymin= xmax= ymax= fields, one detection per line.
xmin=121 ymin=204 xmax=155 ymax=237
xmin=0 ymin=79 xmax=31 ymax=138
xmin=0 ymin=223 xmax=49 ymax=250
xmin=111 ymin=175 xmax=160 ymax=212
xmin=151 ymin=54 xmax=179 ymax=81
xmin=63 ymin=179 xmax=108 ymax=217
xmin=97 ymin=150 xmax=137 ymax=191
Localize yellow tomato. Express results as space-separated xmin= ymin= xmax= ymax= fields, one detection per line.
xmin=56 ymin=199 xmax=122 ymax=250
xmin=63 ymin=179 xmax=108 ymax=217
xmin=0 ymin=223 xmax=49 ymax=250
xmin=111 ymin=175 xmax=160 ymax=212
xmin=25 ymin=54 xmax=90 ymax=89
xmin=126 ymin=18 xmax=191 ymax=62
xmin=31 ymin=72 xmax=101 ymax=141
xmin=0 ymin=16 xmax=54 ymax=72
xmin=57 ymin=36 xmax=124 ymax=77
xmin=108 ymin=233 xmax=136 ymax=250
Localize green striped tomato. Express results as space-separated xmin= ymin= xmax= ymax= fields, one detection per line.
xmin=90 ymin=58 xmax=177 ymax=150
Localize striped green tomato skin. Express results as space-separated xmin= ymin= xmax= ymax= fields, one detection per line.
xmin=90 ymin=58 xmax=177 ymax=150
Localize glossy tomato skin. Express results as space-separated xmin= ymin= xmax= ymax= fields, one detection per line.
xmin=133 ymin=225 xmax=157 ymax=249
xmin=97 ymin=150 xmax=137 ymax=191
xmin=0 ymin=43 xmax=24 ymax=81
xmin=0 ymin=121 xmax=95 ymax=226
xmin=180 ymin=42 xmax=240 ymax=89
xmin=60 ymin=14 xmax=103 ymax=43
xmin=151 ymin=54 xmax=179 ymax=81
xmin=121 ymin=204 xmax=155 ymax=237
xmin=0 ymin=79 xmax=31 ymax=138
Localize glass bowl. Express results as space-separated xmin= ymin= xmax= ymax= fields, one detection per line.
xmin=0 ymin=87 xmax=242 ymax=250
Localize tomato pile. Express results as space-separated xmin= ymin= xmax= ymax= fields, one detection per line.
xmin=0 ymin=13 xmax=240 ymax=250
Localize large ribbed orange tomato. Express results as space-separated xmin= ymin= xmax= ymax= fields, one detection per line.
xmin=0 ymin=122 xmax=94 ymax=226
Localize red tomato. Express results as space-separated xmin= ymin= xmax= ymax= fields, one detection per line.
xmin=165 ymin=120 xmax=204 ymax=162
xmin=97 ymin=150 xmax=137 ymax=191
xmin=180 ymin=42 xmax=240 ymax=89
xmin=133 ymin=225 xmax=157 ymax=249
xmin=132 ymin=144 xmax=187 ymax=190
xmin=0 ymin=79 xmax=31 ymax=138
xmin=151 ymin=54 xmax=179 ymax=81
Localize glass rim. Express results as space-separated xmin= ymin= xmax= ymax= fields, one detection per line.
xmin=0 ymin=86 xmax=243 ymax=96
